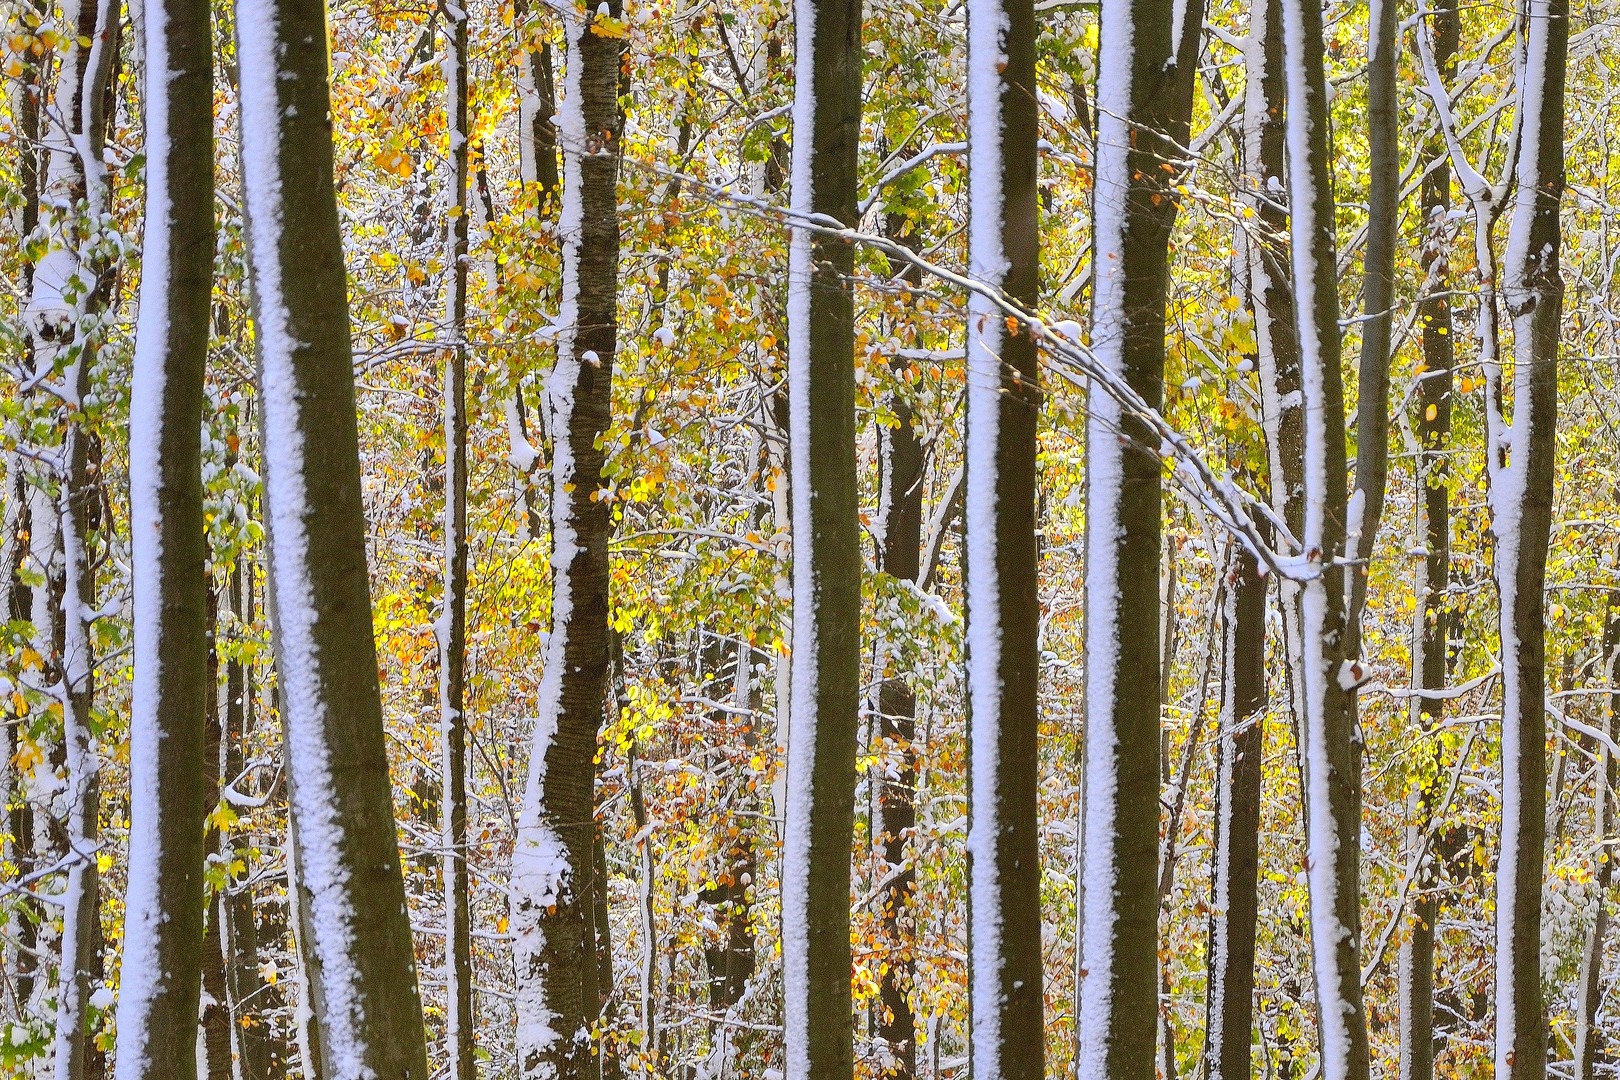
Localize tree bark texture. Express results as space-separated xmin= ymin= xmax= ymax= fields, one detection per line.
xmin=510 ymin=4 xmax=622 ymax=1076
xmin=235 ymin=0 xmax=431 ymax=1071
xmin=115 ymin=0 xmax=214 ymax=1072
xmin=1079 ymin=0 xmax=1201 ymax=1073
xmin=783 ymin=1 xmax=863 ymax=1079
xmin=963 ymin=0 xmax=1043 ymax=1076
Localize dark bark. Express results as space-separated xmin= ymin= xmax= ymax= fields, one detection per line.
xmin=1278 ymin=0 xmax=1368 ymax=1071
xmin=1204 ymin=549 xmax=1267 ymax=1080
xmin=513 ymin=0 xmax=561 ymax=205
xmin=869 ymin=213 xmax=922 ymax=1080
xmin=117 ymin=0 xmax=214 ymax=1072
xmin=699 ymin=648 xmax=757 ymax=1017
xmin=1399 ymin=6 xmax=1456 ymax=1079
xmin=1576 ymin=593 xmax=1620 ymax=1080
xmin=235 ymin=0 xmax=431 ymax=1070
xmin=46 ymin=5 xmax=119 ymax=1076
xmin=963 ymin=0 xmax=1044 ymax=1070
xmin=441 ymin=7 xmax=475 ymax=1079
xmin=201 ymin=592 xmax=233 ymax=1080
xmin=1346 ymin=0 xmax=1398 ymax=649
xmin=512 ymin=4 xmax=623 ymax=1077
xmin=1080 ymin=0 xmax=1202 ymax=1071
xmin=1495 ymin=0 xmax=1565 ymax=1073
xmin=223 ymin=559 xmax=276 ymax=1080
xmin=1246 ymin=0 xmax=1303 ymax=542
xmin=783 ymin=1 xmax=863 ymax=1079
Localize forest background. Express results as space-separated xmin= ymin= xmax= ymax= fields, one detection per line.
xmin=0 ymin=0 xmax=1617 ymax=1076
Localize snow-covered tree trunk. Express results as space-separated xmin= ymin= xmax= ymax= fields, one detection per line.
xmin=1203 ymin=546 xmax=1266 ymax=1080
xmin=1397 ymin=7 xmax=1457 ymax=1079
xmin=784 ymin=0 xmax=863 ymax=1076
xmin=1277 ymin=0 xmax=1371 ymax=1072
xmin=234 ymin=0 xmax=430 ymax=1072
xmin=1575 ymin=592 xmax=1619 ymax=1080
xmin=1205 ymin=7 xmax=1293 ymax=1072
xmin=1493 ymin=1 xmax=1566 ymax=1076
xmin=26 ymin=3 xmax=120 ymax=1076
xmin=963 ymin=0 xmax=1043 ymax=1075
xmin=1079 ymin=0 xmax=1201 ymax=1071
xmin=441 ymin=6 xmax=476 ymax=1079
xmin=510 ymin=2 xmax=622 ymax=1074
xmin=115 ymin=0 xmax=214 ymax=1073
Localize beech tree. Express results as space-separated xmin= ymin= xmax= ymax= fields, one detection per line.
xmin=961 ymin=0 xmax=1042 ymax=1076
xmin=114 ymin=0 xmax=213 ymax=1073
xmin=1079 ymin=0 xmax=1201 ymax=1071
xmin=1205 ymin=1 xmax=1293 ymax=1074
xmin=510 ymin=2 xmax=624 ymax=1075
xmin=234 ymin=0 xmax=430 ymax=1072
xmin=441 ymin=5 xmax=475 ymax=1078
xmin=781 ymin=0 xmax=862 ymax=1077
xmin=1492 ymin=0 xmax=1566 ymax=1074
xmin=1277 ymin=0 xmax=1371 ymax=1072
xmin=22 ymin=2 xmax=120 ymax=1075
xmin=1398 ymin=3 xmax=1458 ymax=1077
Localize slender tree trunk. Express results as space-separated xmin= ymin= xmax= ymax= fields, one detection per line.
xmin=1345 ymin=0 xmax=1398 ymax=641
xmin=115 ymin=0 xmax=213 ymax=1073
xmin=235 ymin=0 xmax=431 ymax=1071
xmin=1398 ymin=6 xmax=1456 ymax=1078
xmin=1079 ymin=0 xmax=1200 ymax=1071
xmin=510 ymin=3 xmax=622 ymax=1074
xmin=201 ymin=591 xmax=234 ymax=1080
xmin=29 ymin=4 xmax=119 ymax=1076
xmin=441 ymin=6 xmax=476 ymax=1079
xmin=222 ymin=559 xmax=274 ymax=1080
xmin=1575 ymin=592 xmax=1620 ymax=1080
xmin=1493 ymin=0 xmax=1565 ymax=1075
xmin=0 ymin=42 xmax=36 ymax=968
xmin=0 ymin=457 xmax=31 ymax=1016
xmin=783 ymin=0 xmax=863 ymax=1077
xmin=963 ymin=0 xmax=1042 ymax=1074
xmin=514 ymin=0 xmax=561 ymax=206
xmin=872 ymin=217 xmax=923 ymax=1080
xmin=628 ymin=739 xmax=658 ymax=1080
xmin=1276 ymin=0 xmax=1370 ymax=1074
xmin=1206 ymin=6 xmax=1294 ymax=1072
xmin=1204 ymin=547 xmax=1266 ymax=1080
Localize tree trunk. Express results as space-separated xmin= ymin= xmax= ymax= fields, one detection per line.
xmin=510 ymin=3 xmax=622 ymax=1075
xmin=1345 ymin=0 xmax=1398 ymax=643
xmin=234 ymin=0 xmax=431 ymax=1071
xmin=783 ymin=0 xmax=863 ymax=1077
xmin=201 ymin=595 xmax=234 ymax=1080
xmin=1493 ymin=0 xmax=1565 ymax=1074
xmin=1575 ymin=592 xmax=1620 ymax=1080
xmin=115 ymin=0 xmax=214 ymax=1073
xmin=1079 ymin=0 xmax=1201 ymax=1072
xmin=441 ymin=6 xmax=476 ymax=1079
xmin=31 ymin=3 xmax=120 ymax=1076
xmin=872 ymin=217 xmax=923 ymax=1080
xmin=514 ymin=0 xmax=561 ymax=206
xmin=1204 ymin=547 xmax=1266 ymax=1080
xmin=1276 ymin=0 xmax=1370 ymax=1073
xmin=963 ymin=0 xmax=1043 ymax=1075
xmin=223 ymin=559 xmax=276 ymax=1080
xmin=1397 ymin=6 xmax=1456 ymax=1079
